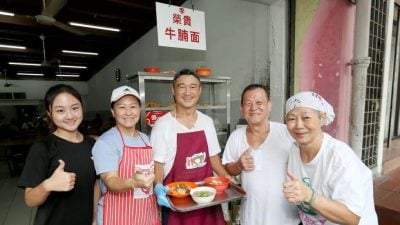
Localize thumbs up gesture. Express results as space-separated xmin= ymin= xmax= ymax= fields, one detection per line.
xmin=44 ymin=160 xmax=76 ymax=192
xmin=239 ymin=147 xmax=255 ymax=171
xmin=283 ymin=171 xmax=313 ymax=204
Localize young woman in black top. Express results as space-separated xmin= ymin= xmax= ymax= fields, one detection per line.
xmin=19 ymin=84 xmax=100 ymax=225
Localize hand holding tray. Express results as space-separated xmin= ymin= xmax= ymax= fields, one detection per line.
xmin=167 ymin=182 xmax=246 ymax=212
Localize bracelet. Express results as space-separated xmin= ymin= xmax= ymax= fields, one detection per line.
xmin=304 ymin=187 xmax=317 ymax=205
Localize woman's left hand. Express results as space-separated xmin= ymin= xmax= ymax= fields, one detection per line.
xmin=283 ymin=171 xmax=313 ymax=204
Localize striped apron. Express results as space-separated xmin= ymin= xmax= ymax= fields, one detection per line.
xmin=103 ymin=129 xmax=158 ymax=225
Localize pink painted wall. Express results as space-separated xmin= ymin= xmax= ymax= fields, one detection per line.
xmin=296 ymin=0 xmax=355 ymax=142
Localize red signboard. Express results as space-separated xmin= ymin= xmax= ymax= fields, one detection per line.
xmin=146 ymin=111 xmax=168 ymax=127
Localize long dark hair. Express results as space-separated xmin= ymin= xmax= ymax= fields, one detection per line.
xmin=44 ymin=84 xmax=83 ymax=132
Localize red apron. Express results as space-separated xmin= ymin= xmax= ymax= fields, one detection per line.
xmin=103 ymin=129 xmax=158 ymax=225
xmin=164 ymin=130 xmax=225 ymax=225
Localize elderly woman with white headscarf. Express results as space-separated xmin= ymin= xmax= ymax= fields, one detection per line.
xmin=282 ymin=91 xmax=378 ymax=225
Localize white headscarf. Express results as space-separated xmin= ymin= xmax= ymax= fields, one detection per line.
xmin=285 ymin=91 xmax=335 ymax=125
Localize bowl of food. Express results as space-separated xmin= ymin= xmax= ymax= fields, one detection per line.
xmin=166 ymin=181 xmax=198 ymax=198
xmin=190 ymin=186 xmax=216 ymax=204
xmin=204 ymin=176 xmax=230 ymax=193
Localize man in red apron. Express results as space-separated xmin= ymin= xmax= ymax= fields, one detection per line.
xmin=151 ymin=69 xmax=229 ymax=225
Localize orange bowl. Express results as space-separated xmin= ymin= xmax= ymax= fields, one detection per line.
xmin=195 ymin=67 xmax=211 ymax=76
xmin=204 ymin=176 xmax=230 ymax=194
xmin=166 ymin=181 xmax=198 ymax=198
xmin=144 ymin=67 xmax=160 ymax=73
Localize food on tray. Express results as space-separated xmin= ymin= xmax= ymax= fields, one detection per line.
xmin=168 ymin=182 xmax=246 ymax=212
xmin=167 ymin=181 xmax=198 ymax=198
xmin=173 ymin=184 xmax=191 ymax=195
xmin=208 ymin=180 xmax=223 ymax=185
xmin=194 ymin=190 xmax=213 ymax=197
xmin=204 ymin=176 xmax=230 ymax=193
xmin=190 ymin=186 xmax=216 ymax=204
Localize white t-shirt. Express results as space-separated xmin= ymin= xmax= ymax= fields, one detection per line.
xmin=150 ymin=111 xmax=221 ymax=178
xmin=288 ymin=133 xmax=378 ymax=225
xmin=222 ymin=122 xmax=299 ymax=225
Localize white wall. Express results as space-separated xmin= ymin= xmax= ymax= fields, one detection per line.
xmin=86 ymin=0 xmax=289 ymax=127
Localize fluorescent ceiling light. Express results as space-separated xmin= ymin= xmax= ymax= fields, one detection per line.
xmin=9 ymin=62 xmax=41 ymax=66
xmin=0 ymin=44 xmax=26 ymax=50
xmin=9 ymin=62 xmax=86 ymax=69
xmin=69 ymin=22 xmax=120 ymax=32
xmin=60 ymin=65 xmax=87 ymax=69
xmin=17 ymin=72 xmax=44 ymax=76
xmin=0 ymin=11 xmax=15 ymax=16
xmin=62 ymin=50 xmax=98 ymax=56
xmin=56 ymin=73 xmax=80 ymax=77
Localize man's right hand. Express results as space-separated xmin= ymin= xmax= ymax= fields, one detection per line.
xmin=154 ymin=183 xmax=171 ymax=208
xmin=239 ymin=148 xmax=255 ymax=171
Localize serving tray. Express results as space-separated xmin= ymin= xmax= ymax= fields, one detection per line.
xmin=167 ymin=182 xmax=246 ymax=212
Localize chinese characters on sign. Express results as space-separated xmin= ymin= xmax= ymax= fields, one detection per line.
xmin=156 ymin=2 xmax=206 ymax=50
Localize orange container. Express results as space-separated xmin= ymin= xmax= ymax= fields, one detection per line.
xmin=166 ymin=181 xmax=198 ymax=198
xmin=204 ymin=176 xmax=230 ymax=194
xmin=195 ymin=67 xmax=211 ymax=76
xmin=144 ymin=67 xmax=160 ymax=73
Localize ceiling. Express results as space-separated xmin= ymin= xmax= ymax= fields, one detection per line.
xmin=0 ymin=0 xmax=186 ymax=82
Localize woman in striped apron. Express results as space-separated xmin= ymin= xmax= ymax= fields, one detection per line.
xmin=92 ymin=86 xmax=159 ymax=225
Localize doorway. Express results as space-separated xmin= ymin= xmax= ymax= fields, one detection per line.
xmin=385 ymin=4 xmax=400 ymax=145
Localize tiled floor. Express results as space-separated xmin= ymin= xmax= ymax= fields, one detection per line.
xmin=0 ymin=161 xmax=35 ymax=225
xmin=374 ymin=167 xmax=400 ymax=224
xmin=374 ymin=138 xmax=400 ymax=224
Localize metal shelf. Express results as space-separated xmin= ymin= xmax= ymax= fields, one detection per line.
xmin=127 ymin=72 xmax=231 ymax=141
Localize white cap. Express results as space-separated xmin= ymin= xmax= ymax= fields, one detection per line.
xmin=285 ymin=91 xmax=335 ymax=126
xmin=110 ymin=86 xmax=140 ymax=103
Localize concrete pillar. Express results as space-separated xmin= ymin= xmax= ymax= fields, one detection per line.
xmin=350 ymin=0 xmax=371 ymax=158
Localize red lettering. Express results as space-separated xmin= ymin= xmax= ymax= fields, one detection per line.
xmin=172 ymin=13 xmax=181 ymax=24
xmin=178 ymin=29 xmax=189 ymax=42
xmin=165 ymin=27 xmax=176 ymax=40
xmin=183 ymin=16 xmax=192 ymax=26
xmin=190 ymin=31 xmax=200 ymax=43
